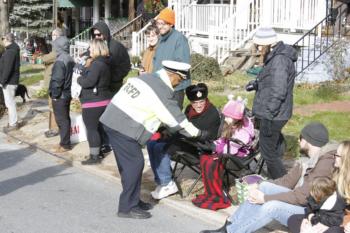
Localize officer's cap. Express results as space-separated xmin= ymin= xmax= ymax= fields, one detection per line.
xmin=162 ymin=60 xmax=191 ymax=79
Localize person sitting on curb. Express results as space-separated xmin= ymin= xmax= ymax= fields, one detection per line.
xmin=100 ymin=61 xmax=212 ymax=219
xmin=147 ymin=83 xmax=221 ymax=200
xmin=288 ymin=140 xmax=350 ymax=233
xmin=200 ymin=122 xmax=336 ymax=233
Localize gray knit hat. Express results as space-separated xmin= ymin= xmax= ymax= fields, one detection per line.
xmin=301 ymin=122 xmax=329 ymax=147
xmin=253 ymin=27 xmax=278 ymax=45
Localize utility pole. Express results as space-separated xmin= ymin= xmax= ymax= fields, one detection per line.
xmin=0 ymin=0 xmax=10 ymax=36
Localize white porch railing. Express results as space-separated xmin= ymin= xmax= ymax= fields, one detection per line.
xmin=131 ymin=0 xmax=328 ymax=62
xmin=261 ymin=0 xmax=327 ymax=30
xmin=209 ymin=0 xmax=262 ymax=63
xmin=131 ymin=21 xmax=153 ymax=57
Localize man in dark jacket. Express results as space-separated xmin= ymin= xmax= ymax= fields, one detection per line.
xmin=0 ymin=33 xmax=21 ymax=132
xmin=251 ymin=27 xmax=298 ymax=179
xmin=49 ymin=36 xmax=74 ymax=153
xmin=91 ymin=21 xmax=131 ymax=93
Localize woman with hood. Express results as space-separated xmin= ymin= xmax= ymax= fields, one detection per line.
xmin=249 ymin=27 xmax=298 ymax=179
xmin=79 ymin=39 xmax=112 ymax=165
xmin=49 ymin=36 xmax=75 ymax=153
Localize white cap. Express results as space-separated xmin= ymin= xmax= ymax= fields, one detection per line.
xmin=162 ymin=60 xmax=191 ymax=79
xmin=252 ymin=27 xmax=278 ymax=46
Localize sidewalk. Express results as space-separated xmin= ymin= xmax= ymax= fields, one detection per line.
xmin=1 ymin=94 xmax=288 ymax=233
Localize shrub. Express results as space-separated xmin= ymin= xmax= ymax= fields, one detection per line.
xmin=191 ymin=53 xmax=222 ymax=81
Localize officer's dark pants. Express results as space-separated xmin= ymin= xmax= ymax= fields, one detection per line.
xmin=259 ymin=119 xmax=287 ymax=179
xmin=103 ymin=125 xmax=144 ymax=213
xmin=52 ymin=98 xmax=71 ymax=148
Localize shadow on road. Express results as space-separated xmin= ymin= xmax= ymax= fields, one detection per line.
xmin=0 ymin=146 xmax=37 ymax=172
xmin=0 ymin=162 xmax=69 ymax=196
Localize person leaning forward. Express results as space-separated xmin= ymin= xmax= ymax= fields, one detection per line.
xmin=100 ymin=60 xmax=211 ymax=219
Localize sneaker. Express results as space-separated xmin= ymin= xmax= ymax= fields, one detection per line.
xmin=3 ymin=121 xmax=24 ymax=133
xmin=101 ymin=144 xmax=112 ymax=154
xmin=150 ymin=185 xmax=161 ymax=198
xmin=44 ymin=129 xmax=59 ymax=138
xmin=151 ymin=181 xmax=178 ymax=200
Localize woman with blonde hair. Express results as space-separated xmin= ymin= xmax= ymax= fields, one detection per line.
xmin=288 ymin=141 xmax=350 ymax=233
xmin=78 ymin=39 xmax=112 ymax=165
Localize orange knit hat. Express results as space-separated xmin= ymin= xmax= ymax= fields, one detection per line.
xmin=157 ymin=8 xmax=175 ymax=25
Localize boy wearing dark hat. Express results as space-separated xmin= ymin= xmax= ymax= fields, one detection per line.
xmin=148 ymin=83 xmax=221 ymax=200
xmin=201 ymin=122 xmax=336 ymax=233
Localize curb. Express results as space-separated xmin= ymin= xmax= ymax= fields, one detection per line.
xmin=5 ymin=132 xmax=228 ymax=227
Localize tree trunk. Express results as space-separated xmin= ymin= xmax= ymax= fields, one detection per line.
xmin=0 ymin=1 xmax=10 ymax=36
xmin=128 ymin=0 xmax=135 ymax=21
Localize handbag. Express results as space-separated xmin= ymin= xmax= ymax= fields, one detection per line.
xmin=235 ymin=174 xmax=265 ymax=204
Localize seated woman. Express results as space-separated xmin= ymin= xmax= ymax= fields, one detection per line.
xmin=288 ymin=141 xmax=350 ymax=233
xmin=192 ymin=99 xmax=255 ymax=210
xmin=147 ymin=83 xmax=221 ymax=200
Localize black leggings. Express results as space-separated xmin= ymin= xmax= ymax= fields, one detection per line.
xmin=82 ymin=106 xmax=108 ymax=150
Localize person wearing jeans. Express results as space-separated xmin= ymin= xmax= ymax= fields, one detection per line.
xmin=49 ymin=36 xmax=74 ymax=153
xmin=0 ymin=33 xmax=21 ymax=131
xmin=147 ymin=83 xmax=221 ymax=200
xmin=200 ymin=122 xmax=336 ymax=233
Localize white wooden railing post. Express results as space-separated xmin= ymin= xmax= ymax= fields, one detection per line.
xmin=132 ymin=32 xmax=137 ymax=56
xmin=261 ymin=0 xmax=272 ymax=27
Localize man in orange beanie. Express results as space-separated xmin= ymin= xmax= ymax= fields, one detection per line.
xmin=152 ymin=8 xmax=191 ymax=109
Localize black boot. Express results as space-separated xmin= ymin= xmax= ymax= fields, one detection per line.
xmin=199 ymin=220 xmax=230 ymax=233
xmin=81 ymin=154 xmax=102 ymax=165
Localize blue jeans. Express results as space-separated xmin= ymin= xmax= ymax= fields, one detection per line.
xmin=226 ymin=182 xmax=305 ymax=233
xmin=147 ymin=140 xmax=172 ymax=186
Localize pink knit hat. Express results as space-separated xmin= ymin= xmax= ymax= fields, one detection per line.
xmin=222 ymin=100 xmax=245 ymax=120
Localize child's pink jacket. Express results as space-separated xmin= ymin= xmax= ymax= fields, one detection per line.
xmin=214 ymin=118 xmax=255 ymax=157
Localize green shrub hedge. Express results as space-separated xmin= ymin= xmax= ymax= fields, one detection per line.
xmin=191 ymin=53 xmax=222 ymax=81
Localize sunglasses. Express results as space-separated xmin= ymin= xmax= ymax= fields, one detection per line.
xmin=334 ymin=153 xmax=341 ymax=158
xmin=94 ymin=33 xmax=102 ymax=37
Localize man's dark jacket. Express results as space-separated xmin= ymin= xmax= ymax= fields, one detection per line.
xmin=252 ymin=41 xmax=297 ymax=121
xmin=78 ymin=56 xmax=112 ymax=103
xmin=0 ymin=42 xmax=20 ymax=86
xmin=91 ymin=21 xmax=131 ymax=90
xmin=49 ymin=36 xmax=74 ymax=99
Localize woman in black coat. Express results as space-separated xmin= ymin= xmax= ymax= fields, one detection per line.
xmin=78 ymin=39 xmax=112 ymax=165
xmin=147 ymin=83 xmax=222 ymax=200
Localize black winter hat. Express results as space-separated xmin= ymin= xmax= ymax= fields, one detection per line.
xmin=186 ymin=83 xmax=208 ymax=101
xmin=301 ymin=122 xmax=329 ymax=147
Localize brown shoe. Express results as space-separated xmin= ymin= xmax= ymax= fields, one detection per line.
xmin=53 ymin=145 xmax=71 ymax=153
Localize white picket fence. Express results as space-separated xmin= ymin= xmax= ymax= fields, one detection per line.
xmin=131 ymin=0 xmax=327 ymax=63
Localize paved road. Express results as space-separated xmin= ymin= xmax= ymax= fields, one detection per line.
xmin=0 ymin=133 xmax=214 ymax=233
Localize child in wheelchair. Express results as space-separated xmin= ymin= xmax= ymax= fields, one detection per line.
xmin=192 ymin=98 xmax=255 ymax=210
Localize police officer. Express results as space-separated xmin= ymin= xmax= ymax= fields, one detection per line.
xmin=100 ymin=60 xmax=210 ymax=219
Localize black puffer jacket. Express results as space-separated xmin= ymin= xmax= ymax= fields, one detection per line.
xmin=49 ymin=36 xmax=74 ymax=99
xmin=91 ymin=21 xmax=131 ymax=88
xmin=305 ymin=192 xmax=346 ymax=227
xmin=252 ymin=41 xmax=297 ymax=120
xmin=78 ymin=56 xmax=112 ymax=104
xmin=0 ymin=42 xmax=20 ymax=86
